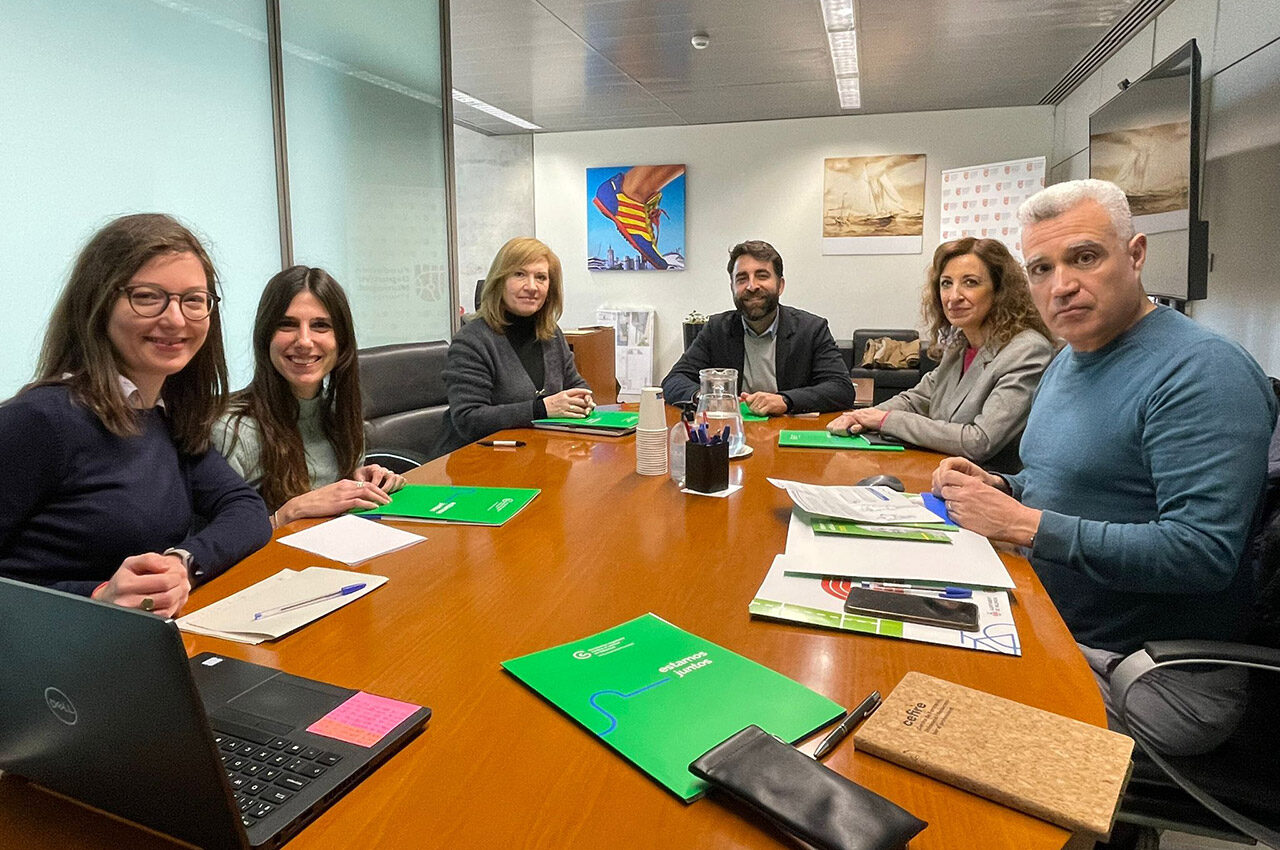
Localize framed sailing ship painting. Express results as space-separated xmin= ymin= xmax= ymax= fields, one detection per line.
xmin=822 ymin=154 xmax=925 ymax=255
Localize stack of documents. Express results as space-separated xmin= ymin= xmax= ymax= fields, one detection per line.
xmin=756 ymin=480 xmax=1020 ymax=654
xmin=177 ymin=567 xmax=387 ymax=644
xmin=751 ymin=558 xmax=1021 ymax=655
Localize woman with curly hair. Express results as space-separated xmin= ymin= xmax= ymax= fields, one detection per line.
xmin=214 ymin=266 xmax=405 ymax=527
xmin=829 ymin=237 xmax=1056 ymax=472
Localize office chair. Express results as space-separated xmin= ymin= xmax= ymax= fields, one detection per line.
xmin=1110 ymin=382 xmax=1280 ymax=845
xmin=363 ymin=448 xmax=430 ymax=475
xmin=358 ymin=341 xmax=451 ymax=465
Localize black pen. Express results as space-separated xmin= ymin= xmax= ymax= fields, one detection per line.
xmin=478 ymin=440 xmax=526 ymax=447
xmin=812 ymin=690 xmax=881 ymax=760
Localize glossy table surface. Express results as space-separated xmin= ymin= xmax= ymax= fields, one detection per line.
xmin=1 ymin=412 xmax=1103 ymax=849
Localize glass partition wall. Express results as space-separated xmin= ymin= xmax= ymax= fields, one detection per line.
xmin=0 ymin=0 xmax=454 ymax=397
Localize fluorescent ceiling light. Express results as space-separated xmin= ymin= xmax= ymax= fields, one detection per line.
xmin=819 ymin=0 xmax=861 ymax=110
xmin=819 ymin=0 xmax=855 ymax=32
xmin=452 ymin=90 xmax=541 ymax=131
xmin=836 ymin=77 xmax=861 ymax=110
xmin=827 ymin=30 xmax=859 ymax=77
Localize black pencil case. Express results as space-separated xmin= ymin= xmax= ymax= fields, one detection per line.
xmin=689 ymin=725 xmax=927 ymax=850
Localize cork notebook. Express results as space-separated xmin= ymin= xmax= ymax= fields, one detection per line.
xmin=853 ymin=671 xmax=1134 ymax=837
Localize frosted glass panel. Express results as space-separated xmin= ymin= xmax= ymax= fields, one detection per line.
xmin=281 ymin=0 xmax=453 ymax=348
xmin=0 ymin=0 xmax=279 ymax=397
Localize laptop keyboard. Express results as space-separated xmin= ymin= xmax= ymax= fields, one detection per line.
xmin=212 ymin=729 xmax=343 ymax=829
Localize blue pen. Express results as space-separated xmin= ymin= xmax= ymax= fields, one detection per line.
xmin=720 ymin=425 xmax=730 ymax=444
xmin=860 ymin=581 xmax=972 ymax=599
xmin=253 ymin=583 xmax=367 ymax=620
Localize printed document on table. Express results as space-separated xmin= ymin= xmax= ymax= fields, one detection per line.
xmin=783 ymin=510 xmax=1015 ymax=588
xmin=750 ymin=557 xmax=1021 ymax=656
xmin=178 ymin=566 xmax=387 ymax=644
xmin=278 ymin=513 xmax=425 ymax=564
xmin=768 ymin=478 xmax=941 ymax=525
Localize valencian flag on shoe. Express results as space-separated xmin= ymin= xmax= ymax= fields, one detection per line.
xmin=587 ymin=165 xmax=686 ymax=271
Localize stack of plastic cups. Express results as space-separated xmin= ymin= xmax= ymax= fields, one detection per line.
xmin=635 ymin=387 xmax=669 ymax=476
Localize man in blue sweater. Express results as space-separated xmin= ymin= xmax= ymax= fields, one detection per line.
xmin=933 ymin=179 xmax=1276 ymax=757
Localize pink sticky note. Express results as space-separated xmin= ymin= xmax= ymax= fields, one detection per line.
xmin=307 ymin=691 xmax=422 ymax=748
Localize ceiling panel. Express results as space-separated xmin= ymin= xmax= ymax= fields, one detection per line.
xmin=449 ymin=0 xmax=1145 ymax=134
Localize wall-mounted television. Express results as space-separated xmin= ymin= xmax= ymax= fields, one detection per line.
xmin=1089 ymin=39 xmax=1208 ymax=302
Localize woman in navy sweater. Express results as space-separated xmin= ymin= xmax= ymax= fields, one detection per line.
xmin=0 ymin=214 xmax=271 ymax=617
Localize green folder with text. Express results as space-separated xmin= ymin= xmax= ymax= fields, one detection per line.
xmin=355 ymin=484 xmax=538 ymax=526
xmin=778 ymin=429 xmax=905 ymax=451
xmin=532 ymin=410 xmax=639 ymax=436
xmin=502 ymin=613 xmax=844 ymax=801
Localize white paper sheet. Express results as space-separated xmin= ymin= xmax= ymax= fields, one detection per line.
xmin=177 ymin=566 xmax=388 ymax=644
xmin=277 ymin=514 xmax=425 ymax=564
xmin=768 ymin=478 xmax=941 ymax=525
xmin=782 ymin=511 xmax=1016 ymax=589
xmin=750 ymin=557 xmax=1021 ymax=655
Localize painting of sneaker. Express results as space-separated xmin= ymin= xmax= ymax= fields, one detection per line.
xmin=587 ymin=165 xmax=686 ymax=271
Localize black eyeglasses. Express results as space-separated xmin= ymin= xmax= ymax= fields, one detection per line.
xmin=118 ymin=284 xmax=219 ymax=320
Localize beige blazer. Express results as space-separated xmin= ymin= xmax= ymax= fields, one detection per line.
xmin=876 ymin=328 xmax=1056 ymax=471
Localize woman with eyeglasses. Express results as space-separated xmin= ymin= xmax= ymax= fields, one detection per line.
xmin=213 ymin=266 xmax=406 ymax=528
xmin=0 ymin=214 xmax=272 ymax=618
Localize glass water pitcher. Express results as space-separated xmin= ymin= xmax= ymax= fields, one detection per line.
xmin=693 ymin=368 xmax=746 ymax=456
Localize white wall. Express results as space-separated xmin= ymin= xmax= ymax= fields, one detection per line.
xmin=453 ymin=126 xmax=535 ymax=313
xmin=534 ymin=106 xmax=1053 ymax=379
xmin=1050 ymin=0 xmax=1280 ymax=374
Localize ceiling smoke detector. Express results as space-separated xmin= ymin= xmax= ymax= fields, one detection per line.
xmin=691 ymin=33 xmax=710 ymax=50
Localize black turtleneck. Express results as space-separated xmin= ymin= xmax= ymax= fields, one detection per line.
xmin=504 ymin=311 xmax=545 ymax=392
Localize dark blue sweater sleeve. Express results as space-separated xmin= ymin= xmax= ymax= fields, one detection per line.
xmin=179 ymin=448 xmax=272 ymax=585
xmin=0 ymin=398 xmax=86 ymax=592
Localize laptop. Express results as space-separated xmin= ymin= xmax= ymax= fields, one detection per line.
xmin=0 ymin=577 xmax=431 ymax=849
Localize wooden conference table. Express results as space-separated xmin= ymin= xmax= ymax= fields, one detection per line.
xmin=1 ymin=413 xmax=1104 ymax=850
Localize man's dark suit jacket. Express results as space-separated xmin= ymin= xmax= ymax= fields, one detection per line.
xmin=661 ymin=305 xmax=854 ymax=413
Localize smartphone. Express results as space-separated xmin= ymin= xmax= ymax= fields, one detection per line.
xmin=842 ymin=587 xmax=980 ymax=632
xmin=860 ymin=432 xmax=906 ymax=447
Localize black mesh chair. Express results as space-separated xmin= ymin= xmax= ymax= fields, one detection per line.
xmin=358 ymin=341 xmax=451 ymax=467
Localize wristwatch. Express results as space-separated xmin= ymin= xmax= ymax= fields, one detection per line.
xmin=163 ymin=547 xmax=201 ymax=581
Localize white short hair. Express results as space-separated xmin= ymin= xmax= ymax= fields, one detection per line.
xmin=1016 ymin=179 xmax=1134 ymax=243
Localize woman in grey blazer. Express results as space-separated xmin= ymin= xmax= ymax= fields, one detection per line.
xmin=829 ymin=237 xmax=1056 ymax=473
xmin=433 ymin=237 xmax=593 ymax=457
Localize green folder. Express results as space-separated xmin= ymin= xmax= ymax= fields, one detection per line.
xmin=810 ymin=518 xmax=954 ymax=543
xmin=532 ymin=410 xmax=639 ymax=435
xmin=355 ymin=484 xmax=539 ymax=526
xmin=739 ymin=401 xmax=768 ymax=422
xmin=502 ymin=613 xmax=843 ymax=801
xmin=778 ymin=429 xmax=906 ymax=451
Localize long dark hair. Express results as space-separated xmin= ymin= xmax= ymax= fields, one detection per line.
xmin=32 ymin=213 xmax=228 ymax=454
xmin=225 ymin=266 xmax=363 ymax=512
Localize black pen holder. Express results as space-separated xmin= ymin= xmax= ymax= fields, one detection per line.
xmin=685 ymin=441 xmax=730 ymax=493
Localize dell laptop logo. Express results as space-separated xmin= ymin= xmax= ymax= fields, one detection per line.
xmin=44 ymin=687 xmax=78 ymax=725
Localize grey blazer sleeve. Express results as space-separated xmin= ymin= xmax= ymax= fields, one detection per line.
xmin=878 ymin=330 xmax=1055 ymax=463
xmin=876 ymin=363 xmax=941 ymax=416
xmin=554 ymin=332 xmax=591 ymax=392
xmin=444 ymin=327 xmax=544 ymax=443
